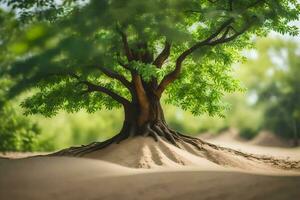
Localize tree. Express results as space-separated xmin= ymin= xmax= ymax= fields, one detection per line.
xmin=0 ymin=102 xmax=41 ymax=151
xmin=0 ymin=0 xmax=299 ymax=155
xmin=250 ymin=39 xmax=300 ymax=146
xmin=0 ymin=77 xmax=40 ymax=151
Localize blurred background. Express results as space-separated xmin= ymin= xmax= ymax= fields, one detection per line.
xmin=0 ymin=35 xmax=299 ymax=152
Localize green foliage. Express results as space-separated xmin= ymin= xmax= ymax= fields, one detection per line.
xmin=231 ymin=38 xmax=300 ymax=141
xmin=130 ymin=61 xmax=163 ymax=82
xmin=255 ymin=39 xmax=300 ymax=140
xmin=224 ymin=93 xmax=263 ymax=137
xmin=30 ymin=109 xmax=124 ymax=151
xmin=239 ymin=127 xmax=259 ymax=140
xmin=0 ymin=78 xmax=40 ymax=151
xmin=0 ymin=104 xmax=40 ymax=151
xmin=165 ymin=48 xmax=242 ymax=116
xmin=0 ymin=0 xmax=298 ymax=118
xmin=165 ymin=103 xmax=227 ymax=134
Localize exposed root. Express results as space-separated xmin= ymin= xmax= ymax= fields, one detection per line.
xmin=51 ymin=130 xmax=130 ymax=157
xmin=143 ymin=123 xmax=159 ymax=141
xmin=50 ymin=122 xmax=203 ymax=157
xmin=49 ymin=122 xmax=300 ymax=171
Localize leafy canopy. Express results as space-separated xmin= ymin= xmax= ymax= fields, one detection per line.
xmin=0 ymin=0 xmax=299 ymax=117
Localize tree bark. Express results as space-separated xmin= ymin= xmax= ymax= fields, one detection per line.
xmin=123 ymin=94 xmax=166 ymax=137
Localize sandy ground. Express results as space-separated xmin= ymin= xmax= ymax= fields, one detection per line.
xmin=0 ymin=157 xmax=299 ymax=200
xmin=0 ymin=152 xmax=48 ymax=159
xmin=203 ymin=130 xmax=300 ymax=160
xmin=1 ymin=135 xmax=300 ymax=200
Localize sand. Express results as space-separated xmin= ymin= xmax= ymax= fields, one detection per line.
xmin=205 ymin=132 xmax=300 ymax=160
xmin=1 ymin=156 xmax=300 ymax=200
xmin=85 ymin=137 xmax=223 ymax=170
xmin=84 ymin=137 xmax=300 ymax=171
xmin=210 ymin=128 xmax=245 ymax=142
xmin=1 ymin=136 xmax=300 ymax=200
xmin=0 ymin=152 xmax=48 ymax=159
xmin=198 ymin=129 xmax=297 ymax=148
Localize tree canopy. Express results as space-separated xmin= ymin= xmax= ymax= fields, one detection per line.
xmin=0 ymin=0 xmax=299 ymax=118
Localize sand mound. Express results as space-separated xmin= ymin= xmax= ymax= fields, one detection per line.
xmin=250 ymin=131 xmax=290 ymax=147
xmin=197 ymin=132 xmax=216 ymax=140
xmin=84 ymin=136 xmax=300 ymax=172
xmin=1 ymin=140 xmax=300 ymax=200
xmin=213 ymin=128 xmax=245 ymax=142
xmin=198 ymin=128 xmax=245 ymax=144
xmin=85 ymin=136 xmax=221 ymax=169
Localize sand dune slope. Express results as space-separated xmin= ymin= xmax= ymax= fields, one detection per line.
xmin=1 ymin=137 xmax=300 ymax=200
xmin=85 ymin=136 xmax=222 ymax=169
xmin=0 ymin=156 xmax=300 ymax=200
xmin=84 ymin=137 xmax=300 ymax=171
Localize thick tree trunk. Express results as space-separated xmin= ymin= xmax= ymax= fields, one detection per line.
xmin=52 ymin=96 xmax=206 ymax=156
xmin=121 ymin=97 xmax=168 ymax=140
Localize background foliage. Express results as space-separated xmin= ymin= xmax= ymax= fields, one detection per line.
xmin=0 ymin=1 xmax=299 ymax=151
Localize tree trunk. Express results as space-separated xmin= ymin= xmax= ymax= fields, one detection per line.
xmin=52 ymin=95 xmax=207 ymax=156
xmin=123 ymin=96 xmax=167 ymax=137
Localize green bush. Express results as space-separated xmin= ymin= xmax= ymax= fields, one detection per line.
xmin=239 ymin=127 xmax=258 ymax=140
xmin=0 ymin=105 xmax=40 ymax=151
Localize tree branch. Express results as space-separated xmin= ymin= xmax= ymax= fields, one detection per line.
xmin=155 ymin=18 xmax=234 ymax=96
xmin=155 ymin=0 xmax=265 ymax=96
xmin=70 ymin=73 xmax=130 ymax=106
xmin=116 ymin=28 xmax=133 ymax=61
xmin=115 ymin=30 xmax=149 ymax=103
xmin=131 ymin=72 xmax=149 ymax=107
xmin=156 ymin=13 xmax=259 ymax=96
xmin=97 ymin=66 xmax=132 ymax=91
xmin=117 ymin=59 xmax=132 ymax=71
xmin=153 ymin=41 xmax=171 ymax=68
xmin=218 ymin=25 xmax=232 ymax=41
xmin=207 ymin=17 xmax=256 ymax=46
xmin=82 ymin=81 xmax=130 ymax=106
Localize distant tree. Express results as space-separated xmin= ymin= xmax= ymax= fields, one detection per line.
xmin=0 ymin=78 xmax=40 ymax=152
xmin=0 ymin=103 xmax=41 ymax=151
xmin=0 ymin=0 xmax=299 ymax=154
xmin=251 ymin=39 xmax=300 ymax=146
